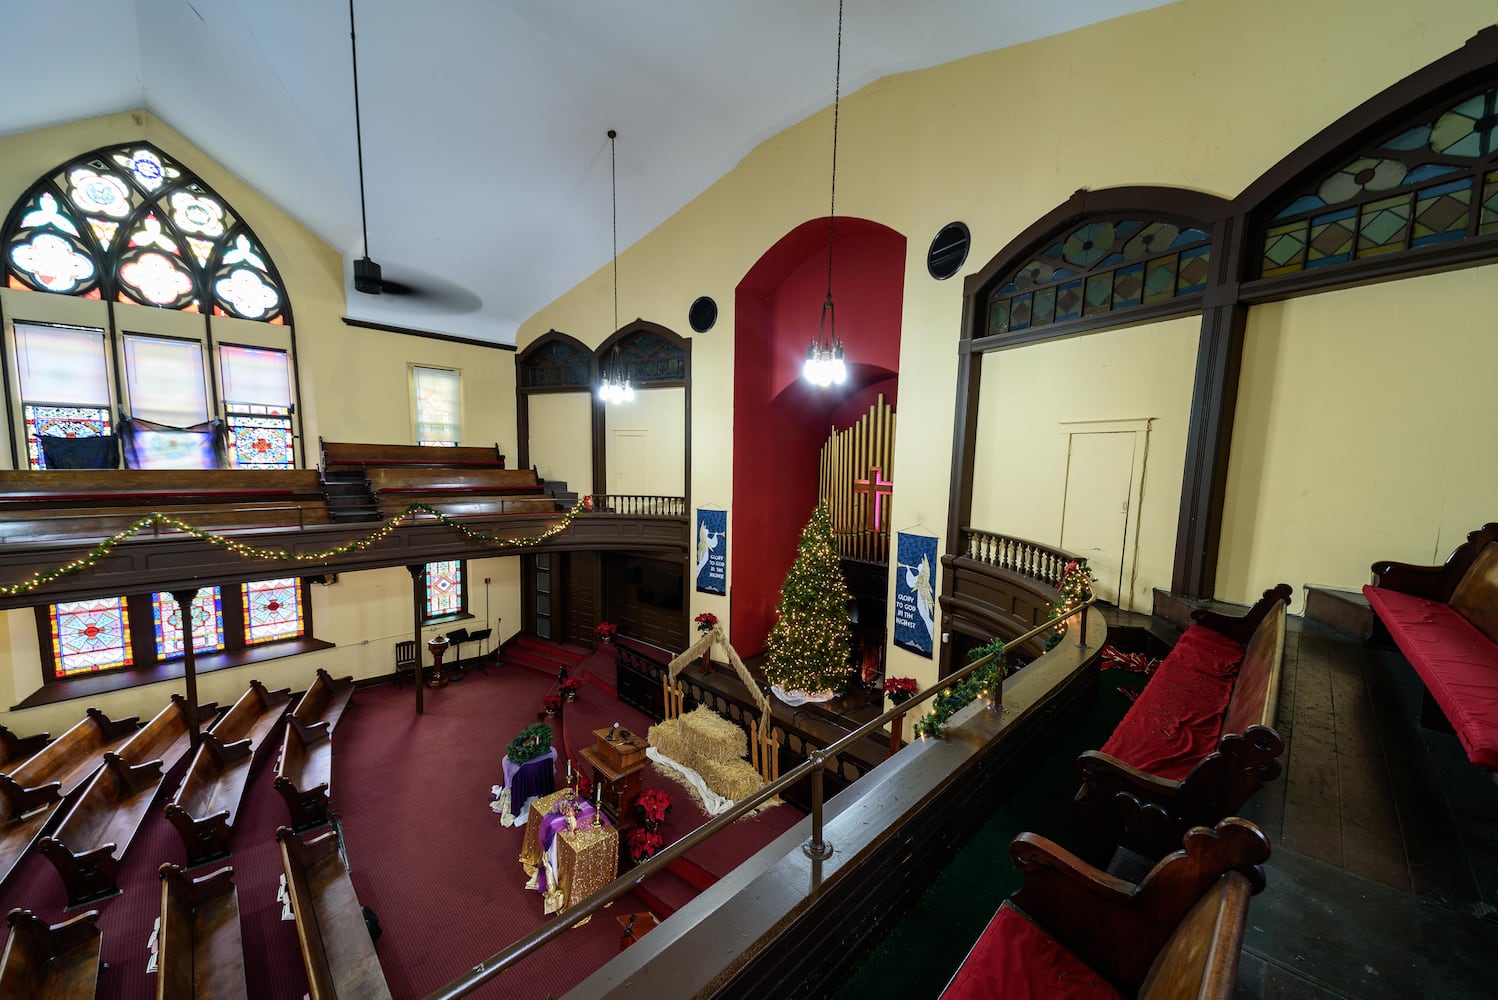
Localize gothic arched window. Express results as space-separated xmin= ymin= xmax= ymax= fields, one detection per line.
xmin=3 ymin=142 xmax=290 ymax=324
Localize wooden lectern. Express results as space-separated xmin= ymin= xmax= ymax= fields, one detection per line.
xmin=579 ymin=726 xmax=648 ymax=826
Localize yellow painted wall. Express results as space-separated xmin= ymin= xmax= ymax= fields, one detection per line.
xmin=1219 ymin=263 xmax=1498 ymax=610
xmin=972 ymin=318 xmax=1199 ymax=611
xmin=603 ymin=386 xmax=686 ymax=496
xmin=528 ymin=392 xmax=593 ymax=495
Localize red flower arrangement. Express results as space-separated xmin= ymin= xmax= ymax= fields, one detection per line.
xmin=627 ymin=827 xmax=665 ymax=864
xmin=559 ymin=677 xmax=582 ymax=701
xmin=882 ymin=676 xmax=919 ymax=706
xmin=594 ymin=621 xmax=618 ymax=641
xmin=634 ymin=788 xmax=673 ymax=829
xmin=581 ymin=495 xmax=595 ymax=511
xmin=541 ymin=694 xmax=562 ymax=716
xmin=694 ymin=612 xmax=718 ymax=634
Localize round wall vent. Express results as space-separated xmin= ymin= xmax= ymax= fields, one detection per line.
xmin=927 ymin=222 xmax=971 ymax=280
xmin=689 ymin=296 xmax=718 ymax=333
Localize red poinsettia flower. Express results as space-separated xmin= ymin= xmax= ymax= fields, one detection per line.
xmin=694 ymin=612 xmax=718 ymax=634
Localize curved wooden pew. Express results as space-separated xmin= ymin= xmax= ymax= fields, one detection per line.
xmin=39 ymin=696 xmax=214 ymax=907
xmin=166 ymin=681 xmax=290 ymax=866
xmin=277 ymin=826 xmax=392 ymax=1000
xmin=292 ymin=670 xmax=355 ymax=736
xmin=0 ymin=907 xmax=102 ymax=999
xmin=0 ymin=709 xmax=140 ymax=891
xmin=275 ymin=719 xmax=333 ymax=832
xmin=0 ymin=725 xmax=49 ymax=772
xmin=943 ymin=818 xmax=1269 ymax=999
xmin=157 ymin=864 xmax=248 ymax=1000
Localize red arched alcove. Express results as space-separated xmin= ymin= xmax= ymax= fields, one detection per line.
xmin=731 ymin=217 xmax=905 ymax=656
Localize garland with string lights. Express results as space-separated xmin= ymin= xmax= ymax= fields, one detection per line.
xmin=0 ymin=496 xmax=594 ymax=599
xmin=763 ymin=501 xmax=854 ymax=696
xmin=912 ymin=638 xmax=1006 ymax=740
xmin=1043 ymin=559 xmax=1096 ymax=651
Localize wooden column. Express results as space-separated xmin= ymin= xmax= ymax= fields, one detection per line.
xmin=407 ymin=564 xmax=425 ymax=715
xmin=170 ymin=588 xmax=203 ymax=749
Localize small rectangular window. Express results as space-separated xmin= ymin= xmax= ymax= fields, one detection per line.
xmin=123 ymin=334 xmax=209 ymax=427
xmin=220 ymin=345 xmax=295 ymax=468
xmin=423 ymin=560 xmax=467 ymax=621
xmin=412 ymin=365 xmax=461 ymax=446
xmin=241 ymin=578 xmax=305 ymax=644
xmin=14 ymin=323 xmax=113 ymax=468
xmin=151 ymin=588 xmax=225 ymax=659
xmin=49 ymin=597 xmax=134 ymax=676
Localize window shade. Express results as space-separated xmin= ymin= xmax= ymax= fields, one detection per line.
xmin=15 ymin=323 xmax=111 ymax=405
xmin=220 ymin=345 xmax=292 ymax=407
xmin=124 ymin=335 xmax=209 ymax=427
xmin=413 ymin=366 xmax=461 ymax=444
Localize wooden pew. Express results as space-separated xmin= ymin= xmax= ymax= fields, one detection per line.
xmin=1075 ymin=584 xmax=1291 ymax=862
xmin=157 ymin=864 xmax=248 ymax=1000
xmin=292 ymin=670 xmax=355 ymax=736
xmin=0 ymin=469 xmax=331 ymax=544
xmin=365 ymin=467 xmax=552 ymax=519
xmin=276 ymin=827 xmax=393 ymax=1000
xmin=40 ymin=695 xmax=215 ymax=906
xmin=274 ymin=720 xmax=333 ymax=833
xmin=0 ymin=709 xmax=140 ymax=890
xmin=321 ymin=440 xmax=505 ymax=473
xmin=942 ymin=818 xmax=1269 ymax=999
xmin=0 ymin=725 xmax=49 ymax=772
xmin=0 ymin=908 xmax=102 ymax=999
xmin=166 ymin=681 xmax=291 ymax=866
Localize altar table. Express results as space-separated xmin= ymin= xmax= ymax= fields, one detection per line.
xmin=518 ymin=789 xmax=618 ymax=915
xmin=503 ymin=747 xmax=557 ymax=807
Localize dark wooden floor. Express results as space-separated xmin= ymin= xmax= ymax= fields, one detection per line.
xmin=1234 ymin=618 xmax=1498 ymax=998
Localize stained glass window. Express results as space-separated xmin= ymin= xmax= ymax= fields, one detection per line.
xmin=424 ymin=560 xmax=466 ymax=620
xmin=987 ymin=220 xmax=1212 ymax=336
xmin=14 ymin=323 xmax=114 ymax=468
xmin=226 ymin=410 xmax=295 ymax=468
xmin=152 ymin=588 xmax=225 ymax=659
xmin=242 ymin=578 xmax=305 ymax=644
xmin=50 ymin=598 xmax=133 ymax=676
xmin=413 ymin=366 xmax=461 ymax=445
xmin=124 ymin=335 xmax=209 ymax=427
xmin=2 ymin=142 xmax=290 ymax=324
xmin=519 ymin=337 xmax=593 ymax=388
xmin=1260 ymin=86 xmax=1498 ymax=278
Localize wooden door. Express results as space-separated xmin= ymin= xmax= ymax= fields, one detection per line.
xmin=1060 ymin=431 xmax=1136 ymax=608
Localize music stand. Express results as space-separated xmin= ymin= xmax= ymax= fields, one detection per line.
xmin=445 ymin=627 xmax=471 ymax=680
xmin=466 ymin=628 xmax=493 ymax=675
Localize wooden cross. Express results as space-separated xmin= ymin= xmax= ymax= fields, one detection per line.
xmin=854 ymin=467 xmax=895 ymax=531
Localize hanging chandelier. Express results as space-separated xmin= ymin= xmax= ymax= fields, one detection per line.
xmin=804 ymin=0 xmax=848 ymax=389
xmin=598 ymin=129 xmax=634 ymax=405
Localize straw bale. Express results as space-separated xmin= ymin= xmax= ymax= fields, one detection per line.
xmin=648 ymin=719 xmax=693 ymax=766
xmin=699 ymin=756 xmax=764 ymax=801
xmin=679 ymin=706 xmax=746 ymax=765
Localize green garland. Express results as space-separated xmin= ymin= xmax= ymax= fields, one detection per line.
xmin=0 ymin=498 xmax=591 ymax=599
xmin=912 ymin=638 xmax=1006 ymax=740
xmin=506 ymin=723 xmax=553 ymax=763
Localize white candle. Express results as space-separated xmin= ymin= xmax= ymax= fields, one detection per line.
xmin=566 ymin=759 xmax=572 ymax=782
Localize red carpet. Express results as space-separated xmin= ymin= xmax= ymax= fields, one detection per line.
xmin=0 ymin=644 xmax=805 ymax=998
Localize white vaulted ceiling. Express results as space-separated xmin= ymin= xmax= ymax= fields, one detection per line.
xmin=0 ymin=0 xmax=1172 ymax=345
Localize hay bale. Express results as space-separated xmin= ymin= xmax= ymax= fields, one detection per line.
xmin=678 ymin=706 xmax=746 ymax=765
xmin=648 ymin=719 xmax=692 ymax=765
xmin=699 ymin=756 xmax=764 ymax=801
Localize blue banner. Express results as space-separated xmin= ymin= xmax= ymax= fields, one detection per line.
xmin=894 ymin=532 xmax=938 ymax=658
xmin=695 ymin=509 xmax=727 ymax=595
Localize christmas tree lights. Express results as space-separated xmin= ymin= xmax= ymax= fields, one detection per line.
xmin=764 ymin=502 xmax=854 ymax=696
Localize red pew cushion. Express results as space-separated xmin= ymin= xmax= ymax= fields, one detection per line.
xmin=1098 ymin=625 xmax=1244 ymax=781
xmin=1364 ymin=585 xmax=1498 ymax=770
xmin=942 ymin=903 xmax=1123 ymax=1000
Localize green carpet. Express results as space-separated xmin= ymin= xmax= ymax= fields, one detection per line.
xmin=835 ymin=673 xmax=1140 ymax=999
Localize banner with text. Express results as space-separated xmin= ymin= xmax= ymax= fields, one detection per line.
xmin=894 ymin=532 xmax=938 ymax=658
xmin=695 ymin=509 xmax=727 ymax=595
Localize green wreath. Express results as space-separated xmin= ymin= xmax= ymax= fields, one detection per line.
xmin=505 ymin=723 xmax=553 ymax=763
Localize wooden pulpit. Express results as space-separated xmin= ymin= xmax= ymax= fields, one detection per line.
xmin=579 ymin=726 xmax=648 ymax=826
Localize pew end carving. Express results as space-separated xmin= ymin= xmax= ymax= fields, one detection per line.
xmin=0 ymin=907 xmax=102 ymax=999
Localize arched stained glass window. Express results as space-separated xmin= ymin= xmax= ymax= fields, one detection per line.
xmin=986 ymin=219 xmax=1212 ymax=336
xmin=613 ymin=329 xmax=687 ymax=384
xmin=2 ymin=143 xmax=291 ymax=324
xmin=518 ymin=335 xmax=592 ymax=388
xmin=1259 ymin=84 xmax=1498 ymax=277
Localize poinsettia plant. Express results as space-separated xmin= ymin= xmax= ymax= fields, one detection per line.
xmin=635 ymin=788 xmax=673 ymax=829
xmin=694 ymin=612 xmax=718 ymax=634
xmin=882 ymin=676 xmax=919 ymax=706
xmin=541 ymin=694 xmax=562 ymax=716
xmin=627 ymin=827 xmax=665 ymax=864
xmin=594 ymin=621 xmax=618 ymax=640
xmin=559 ymin=676 xmax=582 ymax=701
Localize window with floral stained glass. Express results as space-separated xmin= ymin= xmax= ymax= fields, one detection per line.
xmin=49 ymin=597 xmax=133 ymax=677
xmin=14 ymin=322 xmax=114 ymax=469
xmin=412 ymin=366 xmax=461 ymax=446
xmin=2 ymin=143 xmax=290 ymax=324
xmin=151 ymin=588 xmax=225 ymax=659
xmin=220 ymin=345 xmax=294 ymax=468
xmin=986 ymin=219 xmax=1213 ymax=337
xmin=242 ymin=578 xmax=305 ymax=644
xmin=424 ymin=560 xmax=467 ymax=621
xmin=1259 ymin=84 xmax=1498 ymax=278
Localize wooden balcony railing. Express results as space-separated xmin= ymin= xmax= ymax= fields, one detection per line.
xmin=589 ymin=495 xmax=686 ymax=516
xmin=960 ymin=529 xmax=1072 ymax=587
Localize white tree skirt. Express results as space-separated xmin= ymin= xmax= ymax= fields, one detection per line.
xmin=771 ymin=685 xmax=836 ymax=706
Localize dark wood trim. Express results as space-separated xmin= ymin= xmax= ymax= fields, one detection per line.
xmin=1238 ymin=234 xmax=1498 ymax=306
xmin=961 ymin=186 xmax=1234 ymax=311
xmin=284 ymin=316 xmax=309 ymax=468
xmin=339 ymin=316 xmax=517 ymax=352
xmin=0 ymin=293 xmax=19 ymax=469
xmin=514 ymin=329 xmax=593 ymax=369
xmin=591 ymin=390 xmax=607 ymax=499
xmin=942 ymin=295 xmax=983 ymax=681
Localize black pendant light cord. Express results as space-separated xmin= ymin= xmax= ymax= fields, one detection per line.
xmin=826 ymin=0 xmax=838 ymax=314
xmin=349 ymin=0 xmax=370 ymax=259
xmin=609 ymin=129 xmax=619 ymax=335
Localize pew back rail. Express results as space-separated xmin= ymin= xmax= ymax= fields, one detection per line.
xmin=276 ymin=827 xmax=393 ymax=1000
xmin=275 ymin=719 xmax=332 ymax=832
xmin=157 ymin=863 xmax=248 ymax=1000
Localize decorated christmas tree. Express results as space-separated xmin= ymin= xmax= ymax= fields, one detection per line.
xmin=764 ymin=502 xmax=854 ymax=696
